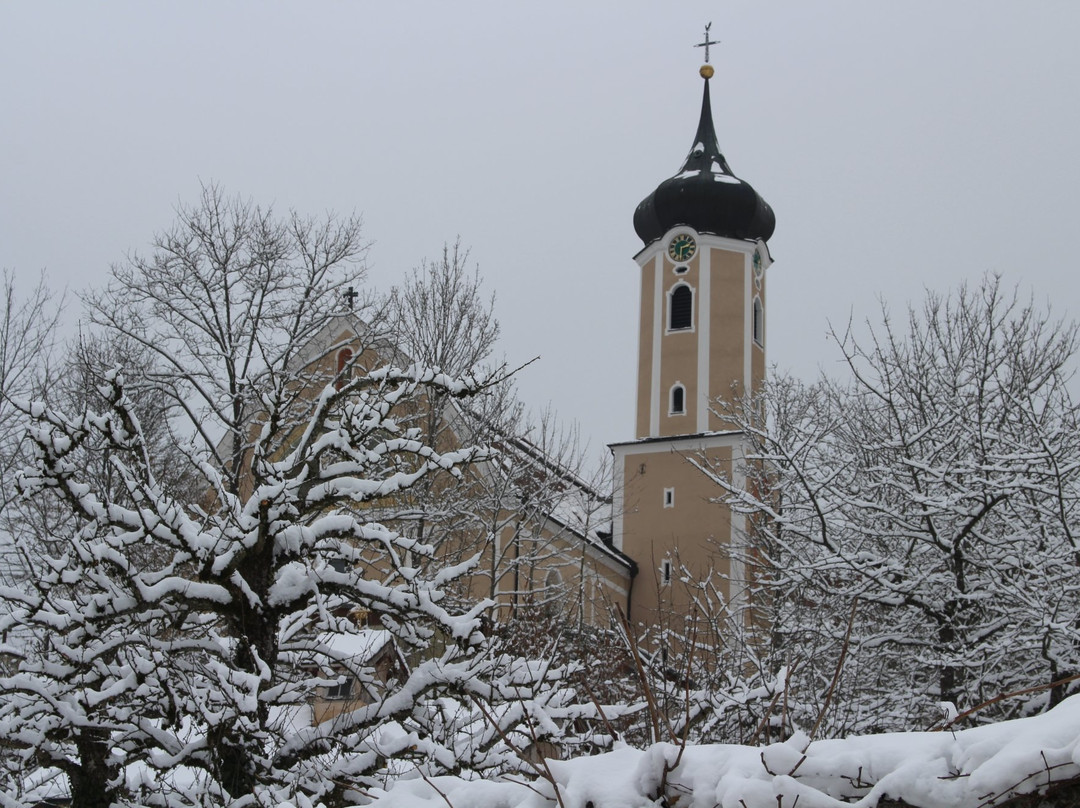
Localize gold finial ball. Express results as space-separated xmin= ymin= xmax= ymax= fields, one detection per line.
xmin=699 ymin=64 xmax=714 ymax=79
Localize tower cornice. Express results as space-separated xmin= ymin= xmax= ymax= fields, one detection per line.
xmin=634 ymin=227 xmax=771 ymax=265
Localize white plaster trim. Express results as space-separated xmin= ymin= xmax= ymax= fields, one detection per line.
xmin=650 ymin=254 xmax=662 ymax=436
xmin=634 ymin=227 xmax=760 ymax=263
xmin=664 ymin=280 xmax=696 ymax=334
xmin=743 ymin=254 xmax=752 ymax=406
xmin=633 ymin=260 xmax=647 ymax=438
xmin=610 ymin=430 xmax=746 ymax=458
xmin=752 ymin=295 xmax=764 ymax=349
xmin=611 ymin=453 xmax=625 ymax=552
xmin=697 ymin=248 xmax=711 ymax=432
xmin=668 ymin=381 xmax=687 ymax=416
xmin=729 ymin=437 xmax=748 ymax=611
xmin=755 ymin=237 xmax=774 ymax=270
xmin=663 ymin=487 xmax=675 ymax=509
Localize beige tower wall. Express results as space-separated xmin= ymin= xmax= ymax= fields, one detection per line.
xmin=635 ymin=257 xmax=657 ymax=439
xmin=619 ymin=230 xmax=772 ymax=628
xmin=633 ymin=231 xmax=767 ymax=440
xmin=707 ymin=248 xmax=747 ymax=431
xmin=613 ymin=433 xmax=750 ymax=625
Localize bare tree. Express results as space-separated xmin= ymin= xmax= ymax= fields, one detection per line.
xmin=84 ymin=183 xmax=370 ymax=496
xmin=0 ymin=197 xmax=603 ymax=806
xmin=387 ymin=239 xmax=500 ymax=383
xmin=0 ymin=271 xmax=62 ymax=585
xmin=383 ymin=244 xmax=615 ymax=624
xmin=700 ymin=276 xmax=1080 ymax=734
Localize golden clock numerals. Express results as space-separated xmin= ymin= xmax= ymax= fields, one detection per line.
xmin=668 ymin=235 xmax=696 ymax=262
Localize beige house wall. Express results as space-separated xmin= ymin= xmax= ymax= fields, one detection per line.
xmin=487 ymin=516 xmax=632 ymax=624
xmin=252 ymin=318 xmax=634 ymax=636
xmin=615 ymin=436 xmax=742 ymax=625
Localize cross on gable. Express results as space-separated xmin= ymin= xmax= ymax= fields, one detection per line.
xmin=342 ymin=286 xmax=358 ymax=310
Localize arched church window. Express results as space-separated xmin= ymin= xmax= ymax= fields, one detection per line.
xmin=752 ymin=297 xmax=764 ymax=347
xmin=670 ymin=383 xmax=685 ymax=415
xmin=669 ymin=284 xmax=692 ymax=331
xmin=335 ymin=348 xmax=354 ymax=390
xmin=543 ymin=569 xmax=564 ymax=619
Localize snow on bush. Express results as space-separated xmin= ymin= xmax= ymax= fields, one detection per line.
xmin=365 ymin=694 xmax=1080 ymax=808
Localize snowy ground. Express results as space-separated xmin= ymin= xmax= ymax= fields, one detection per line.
xmin=365 ymin=694 xmax=1080 ymax=808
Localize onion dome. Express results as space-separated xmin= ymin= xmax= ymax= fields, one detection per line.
xmin=633 ymin=68 xmax=775 ymax=247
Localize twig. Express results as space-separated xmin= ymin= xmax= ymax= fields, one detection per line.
xmin=789 ymin=599 xmax=858 ymax=778
xmin=470 ymin=695 xmax=566 ymax=808
xmin=581 ymin=677 xmax=619 ymax=743
xmin=809 ymin=597 xmax=859 ymax=741
xmin=415 ymin=764 xmax=456 ymax=808
xmin=934 ymin=670 xmax=1080 ymax=731
xmin=748 ymin=659 xmax=801 ymax=747
xmin=972 ymin=760 xmax=1076 ymax=808
xmin=658 ymin=613 xmax=700 ymax=804
xmin=615 ymin=604 xmax=666 ymax=744
xmin=749 ymin=689 xmax=784 ymax=747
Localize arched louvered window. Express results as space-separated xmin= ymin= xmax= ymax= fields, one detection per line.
xmin=753 ymin=297 xmax=764 ymax=347
xmin=670 ymin=384 xmax=685 ymax=414
xmin=669 ymin=285 xmax=692 ymax=330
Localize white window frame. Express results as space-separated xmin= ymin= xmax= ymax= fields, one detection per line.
xmin=666 ymin=282 xmax=695 ymax=334
xmin=669 ymin=382 xmax=686 ymax=416
xmin=752 ymin=295 xmax=764 ymax=348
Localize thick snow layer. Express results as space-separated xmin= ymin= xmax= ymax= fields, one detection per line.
xmin=363 ymin=695 xmax=1080 ymax=808
xmin=318 ymin=628 xmax=394 ymax=662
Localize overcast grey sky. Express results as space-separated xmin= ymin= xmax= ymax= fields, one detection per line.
xmin=3 ymin=2 xmax=1079 ymax=455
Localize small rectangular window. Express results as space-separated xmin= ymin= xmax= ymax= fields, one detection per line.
xmin=661 ymin=559 xmax=673 ymax=586
xmin=326 ymin=675 xmax=355 ymax=700
xmin=663 ymin=487 xmax=675 ymax=508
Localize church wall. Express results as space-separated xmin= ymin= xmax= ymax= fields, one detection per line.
xmin=751 ymin=278 xmax=766 ymax=399
xmin=708 ymin=249 xmax=748 ymax=432
xmin=635 ymin=257 xmax=657 ymax=439
xmin=618 ymin=441 xmax=734 ymax=623
xmin=658 ymin=250 xmax=701 ymax=438
xmin=486 ymin=515 xmax=631 ymax=625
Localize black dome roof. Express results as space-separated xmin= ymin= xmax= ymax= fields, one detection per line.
xmin=633 ymin=76 xmax=775 ymax=247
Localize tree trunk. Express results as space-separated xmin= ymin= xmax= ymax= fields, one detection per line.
xmin=69 ymin=733 xmax=117 ymax=808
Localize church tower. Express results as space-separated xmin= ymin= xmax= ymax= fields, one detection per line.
xmin=611 ymin=53 xmax=775 ymax=626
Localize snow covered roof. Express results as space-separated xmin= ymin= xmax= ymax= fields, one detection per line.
xmin=452 ymin=402 xmax=635 ymax=572
xmin=317 ymin=629 xmax=397 ymax=664
xmin=608 ymin=428 xmax=745 ymax=450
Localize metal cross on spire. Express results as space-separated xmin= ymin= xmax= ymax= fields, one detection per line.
xmin=694 ymin=22 xmax=720 ymax=63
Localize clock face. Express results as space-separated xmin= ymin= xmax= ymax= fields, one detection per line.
xmin=668 ymin=233 xmax=697 ymax=263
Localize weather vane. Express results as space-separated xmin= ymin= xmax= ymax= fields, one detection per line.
xmin=695 ymin=22 xmax=720 ymax=64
